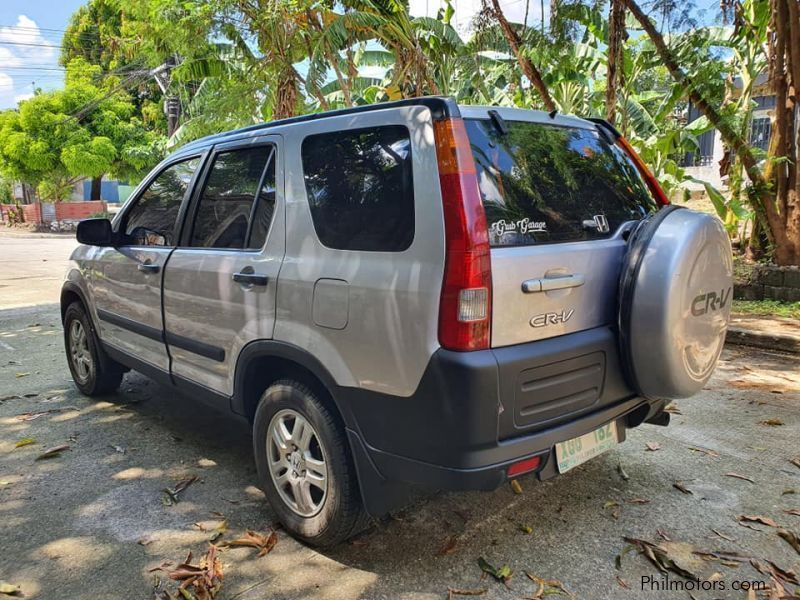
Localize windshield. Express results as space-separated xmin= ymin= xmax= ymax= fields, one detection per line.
xmin=464 ymin=119 xmax=656 ymax=247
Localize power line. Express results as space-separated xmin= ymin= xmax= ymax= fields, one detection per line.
xmin=0 ymin=40 xmax=64 ymax=49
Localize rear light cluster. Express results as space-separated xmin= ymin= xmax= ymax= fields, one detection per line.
xmin=615 ymin=136 xmax=670 ymax=207
xmin=507 ymin=455 xmax=541 ymax=478
xmin=433 ymin=118 xmax=492 ymax=351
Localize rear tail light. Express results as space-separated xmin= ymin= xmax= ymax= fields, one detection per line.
xmin=433 ymin=118 xmax=492 ymax=351
xmin=507 ymin=456 xmax=541 ymax=478
xmin=616 ymin=136 xmax=670 ymax=206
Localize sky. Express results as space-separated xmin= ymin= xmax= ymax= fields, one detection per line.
xmin=0 ymin=0 xmax=85 ymax=108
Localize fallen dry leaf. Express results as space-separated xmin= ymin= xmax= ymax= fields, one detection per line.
xmin=0 ymin=581 xmax=21 ymax=596
xmin=35 ymin=444 xmax=70 ymax=460
xmin=673 ymin=481 xmax=693 ymax=495
xmin=518 ymin=524 xmax=533 ymax=535
xmin=738 ymin=515 xmax=779 ymax=528
xmin=759 ymin=418 xmax=784 ymax=426
xmin=15 ymin=372 xmax=30 ymax=378
xmin=791 ymin=458 xmax=800 ymax=470
xmin=645 ymin=442 xmax=661 ymax=452
xmin=438 ymin=535 xmax=458 ymax=556
xmin=152 ymin=545 xmax=223 ymax=599
xmin=626 ymin=498 xmax=651 ymax=504
xmin=688 ymin=446 xmax=719 ymax=458
xmin=750 ymin=557 xmax=800 ymax=587
xmin=664 ymin=404 xmax=681 ymax=414
xmin=656 ymin=529 xmax=671 ymax=542
xmin=778 ymin=529 xmax=800 ymax=555
xmin=726 ymin=472 xmax=755 ymax=484
xmin=615 ymin=575 xmax=630 ymax=589
xmin=222 ymin=529 xmax=277 ymax=557
xmin=14 ymin=438 xmax=35 ymax=449
xmin=623 ymin=537 xmax=704 ymax=580
xmin=710 ymin=528 xmax=735 ymax=542
xmin=784 ymin=509 xmax=800 ymax=517
xmin=510 ymin=479 xmax=523 ymax=495
xmin=617 ymin=462 xmax=629 ymax=481
xmin=525 ymin=572 xmax=574 ymax=598
xmin=209 ymin=520 xmax=228 ymax=543
xmin=447 ymin=587 xmax=487 ymax=599
xmin=162 ymin=475 xmax=199 ymax=505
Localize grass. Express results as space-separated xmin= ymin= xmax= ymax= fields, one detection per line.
xmin=732 ymin=299 xmax=800 ymax=319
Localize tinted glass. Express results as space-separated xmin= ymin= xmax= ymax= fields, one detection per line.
xmin=124 ymin=157 xmax=200 ymax=246
xmin=302 ymin=125 xmax=414 ymax=251
xmin=248 ymin=150 xmax=276 ymax=249
xmin=190 ymin=146 xmax=275 ymax=249
xmin=465 ymin=119 xmax=655 ymax=246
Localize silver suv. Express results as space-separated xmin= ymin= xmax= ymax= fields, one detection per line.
xmin=62 ymin=97 xmax=733 ymax=546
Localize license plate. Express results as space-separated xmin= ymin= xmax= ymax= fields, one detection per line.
xmin=556 ymin=421 xmax=618 ymax=474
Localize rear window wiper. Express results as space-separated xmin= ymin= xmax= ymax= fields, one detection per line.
xmin=488 ymin=109 xmax=508 ymax=136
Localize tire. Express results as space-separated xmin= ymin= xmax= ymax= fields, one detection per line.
xmin=253 ymin=379 xmax=367 ymax=547
xmin=63 ymin=302 xmax=123 ymax=396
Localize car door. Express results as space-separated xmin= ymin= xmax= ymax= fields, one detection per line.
xmin=91 ymin=155 xmax=205 ymax=371
xmin=162 ymin=136 xmax=284 ymax=395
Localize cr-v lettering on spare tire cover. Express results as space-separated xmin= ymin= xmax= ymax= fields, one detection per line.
xmin=618 ymin=205 xmax=733 ymax=399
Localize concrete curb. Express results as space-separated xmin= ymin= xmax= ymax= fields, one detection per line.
xmin=725 ymin=327 xmax=800 ymax=354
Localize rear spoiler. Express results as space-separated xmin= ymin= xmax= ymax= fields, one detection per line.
xmin=586 ymin=118 xmax=670 ymax=206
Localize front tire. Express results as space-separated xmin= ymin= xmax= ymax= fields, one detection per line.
xmin=63 ymin=302 xmax=123 ymax=396
xmin=253 ymin=379 xmax=366 ymax=547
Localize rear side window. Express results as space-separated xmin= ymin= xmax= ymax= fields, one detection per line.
xmin=301 ymin=125 xmax=414 ymax=251
xmin=190 ymin=146 xmax=276 ymax=249
xmin=464 ymin=119 xmax=655 ymax=246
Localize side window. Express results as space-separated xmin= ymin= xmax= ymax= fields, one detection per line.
xmin=124 ymin=157 xmax=201 ymax=246
xmin=301 ymin=125 xmax=414 ymax=252
xmin=189 ymin=146 xmax=276 ymax=249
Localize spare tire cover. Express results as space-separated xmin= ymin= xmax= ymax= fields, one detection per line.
xmin=619 ymin=205 xmax=733 ymax=399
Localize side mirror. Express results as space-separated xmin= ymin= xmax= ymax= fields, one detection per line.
xmin=76 ymin=218 xmax=114 ymax=246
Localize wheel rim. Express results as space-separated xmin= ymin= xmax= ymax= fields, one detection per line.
xmin=68 ymin=319 xmax=93 ymax=384
xmin=267 ymin=408 xmax=328 ymax=517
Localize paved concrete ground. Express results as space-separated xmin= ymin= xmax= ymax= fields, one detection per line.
xmin=0 ymin=234 xmax=799 ymax=600
xmin=0 ymin=231 xmax=75 ymax=309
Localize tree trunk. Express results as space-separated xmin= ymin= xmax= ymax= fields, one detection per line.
xmin=624 ymin=0 xmax=800 ymax=265
xmin=90 ymin=176 xmax=102 ymax=201
xmin=605 ymin=0 xmax=625 ymax=124
xmin=489 ymin=0 xmax=556 ymax=112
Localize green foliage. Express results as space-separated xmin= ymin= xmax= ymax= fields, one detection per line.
xmin=0 ymin=58 xmax=164 ymax=199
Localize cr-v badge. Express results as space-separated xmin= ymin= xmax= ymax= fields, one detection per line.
xmin=530 ymin=309 xmax=575 ymax=328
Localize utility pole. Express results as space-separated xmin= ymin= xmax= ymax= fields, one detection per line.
xmin=152 ymin=56 xmax=181 ymax=138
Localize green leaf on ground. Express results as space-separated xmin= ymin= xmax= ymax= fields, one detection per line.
xmin=14 ymin=438 xmax=36 ymax=448
xmin=477 ymin=557 xmax=513 ymax=583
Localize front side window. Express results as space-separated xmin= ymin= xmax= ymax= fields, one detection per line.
xmin=124 ymin=157 xmax=201 ymax=246
xmin=301 ymin=125 xmax=414 ymax=252
xmin=464 ymin=119 xmax=655 ymax=246
xmin=189 ymin=146 xmax=276 ymax=249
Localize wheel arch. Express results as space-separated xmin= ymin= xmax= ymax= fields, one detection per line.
xmin=232 ymin=340 xmax=354 ymax=429
xmin=60 ymin=282 xmax=90 ymax=323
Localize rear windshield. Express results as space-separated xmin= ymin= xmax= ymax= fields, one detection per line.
xmin=464 ymin=119 xmax=655 ymax=247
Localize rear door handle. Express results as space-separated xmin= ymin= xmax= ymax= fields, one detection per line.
xmin=137 ymin=262 xmax=160 ymax=274
xmin=522 ymin=273 xmax=585 ymax=293
xmin=232 ymin=272 xmax=268 ymax=286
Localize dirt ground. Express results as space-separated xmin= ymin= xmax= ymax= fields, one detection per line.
xmin=0 ymin=233 xmax=799 ymax=600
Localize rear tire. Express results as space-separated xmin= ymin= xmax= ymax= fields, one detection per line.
xmin=64 ymin=302 xmax=123 ymax=396
xmin=253 ymin=379 xmax=367 ymax=547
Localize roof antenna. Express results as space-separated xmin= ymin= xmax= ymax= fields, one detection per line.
xmin=548 ymin=109 xmax=558 ymax=119
xmin=487 ymin=109 xmax=508 ymax=135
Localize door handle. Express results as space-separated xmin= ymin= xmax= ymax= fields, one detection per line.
xmin=232 ymin=272 xmax=268 ymax=286
xmin=137 ymin=262 xmax=160 ymax=274
xmin=522 ymin=273 xmax=585 ymax=293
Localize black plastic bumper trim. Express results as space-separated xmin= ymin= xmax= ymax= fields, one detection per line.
xmin=96 ymin=308 xmax=162 ymax=342
xmin=165 ymin=330 xmax=226 ymax=362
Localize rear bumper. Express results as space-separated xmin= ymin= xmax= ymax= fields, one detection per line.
xmin=338 ymin=326 xmax=664 ymax=514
